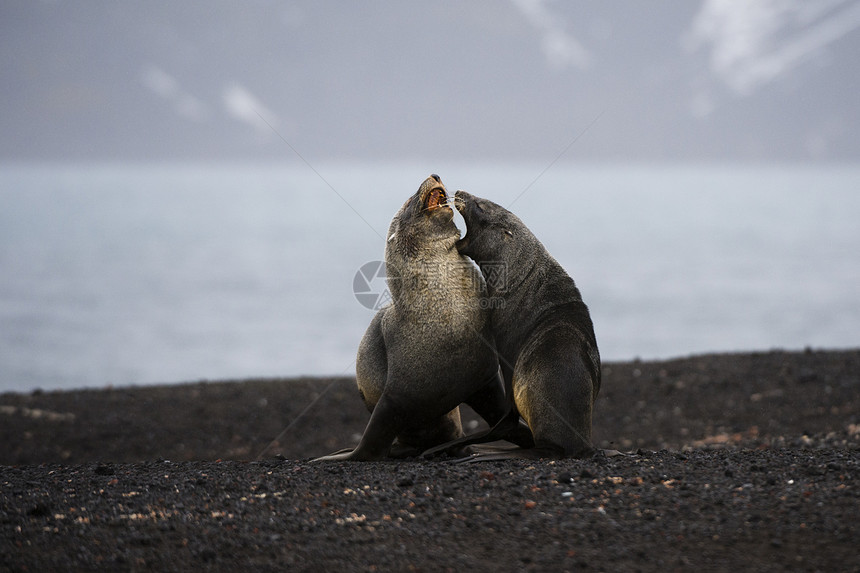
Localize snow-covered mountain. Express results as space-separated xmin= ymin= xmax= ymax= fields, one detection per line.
xmin=2 ymin=1 xmax=859 ymax=163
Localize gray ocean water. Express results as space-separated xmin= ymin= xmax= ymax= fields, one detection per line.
xmin=1 ymin=162 xmax=858 ymax=393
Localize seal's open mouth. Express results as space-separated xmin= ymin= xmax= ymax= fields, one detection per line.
xmin=424 ymin=187 xmax=449 ymax=211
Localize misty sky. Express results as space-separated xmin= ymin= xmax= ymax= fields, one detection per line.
xmin=2 ymin=0 xmax=859 ymax=163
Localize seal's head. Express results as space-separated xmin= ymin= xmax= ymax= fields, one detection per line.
xmin=388 ymin=174 xmax=458 ymax=256
xmin=454 ymin=190 xmax=533 ymax=263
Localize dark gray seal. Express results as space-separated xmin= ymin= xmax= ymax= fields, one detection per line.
xmin=427 ymin=190 xmax=600 ymax=459
xmin=314 ymin=176 xmax=508 ymax=461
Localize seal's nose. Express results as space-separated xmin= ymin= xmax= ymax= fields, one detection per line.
xmin=430 ymin=174 xmax=441 ymax=183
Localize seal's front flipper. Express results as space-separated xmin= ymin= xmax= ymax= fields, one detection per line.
xmin=312 ymin=394 xmax=404 ymax=462
xmin=312 ymin=449 xmax=357 ymax=462
xmin=320 ymin=447 xmax=355 ymax=457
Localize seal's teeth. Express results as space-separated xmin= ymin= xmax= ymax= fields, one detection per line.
xmin=425 ymin=188 xmax=449 ymax=211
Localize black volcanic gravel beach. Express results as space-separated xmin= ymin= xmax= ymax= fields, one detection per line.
xmin=2 ymin=349 xmax=859 ymax=571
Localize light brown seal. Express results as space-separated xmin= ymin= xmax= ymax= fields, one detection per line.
xmin=314 ymin=176 xmax=509 ymax=461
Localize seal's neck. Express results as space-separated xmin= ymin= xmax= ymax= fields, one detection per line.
xmin=387 ymin=246 xmax=483 ymax=323
xmin=481 ymin=250 xmax=540 ymax=298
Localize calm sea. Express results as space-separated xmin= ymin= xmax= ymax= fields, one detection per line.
xmin=1 ymin=162 xmax=858 ymax=392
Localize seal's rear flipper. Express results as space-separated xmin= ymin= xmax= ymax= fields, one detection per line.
xmin=451 ymin=443 xmax=567 ymax=463
xmin=451 ymin=441 xmax=628 ymax=463
xmin=599 ymin=448 xmax=631 ymax=458
xmin=422 ymin=409 xmax=533 ymax=458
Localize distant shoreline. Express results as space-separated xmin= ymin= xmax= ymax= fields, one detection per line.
xmin=5 ymin=345 xmax=859 ymax=396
